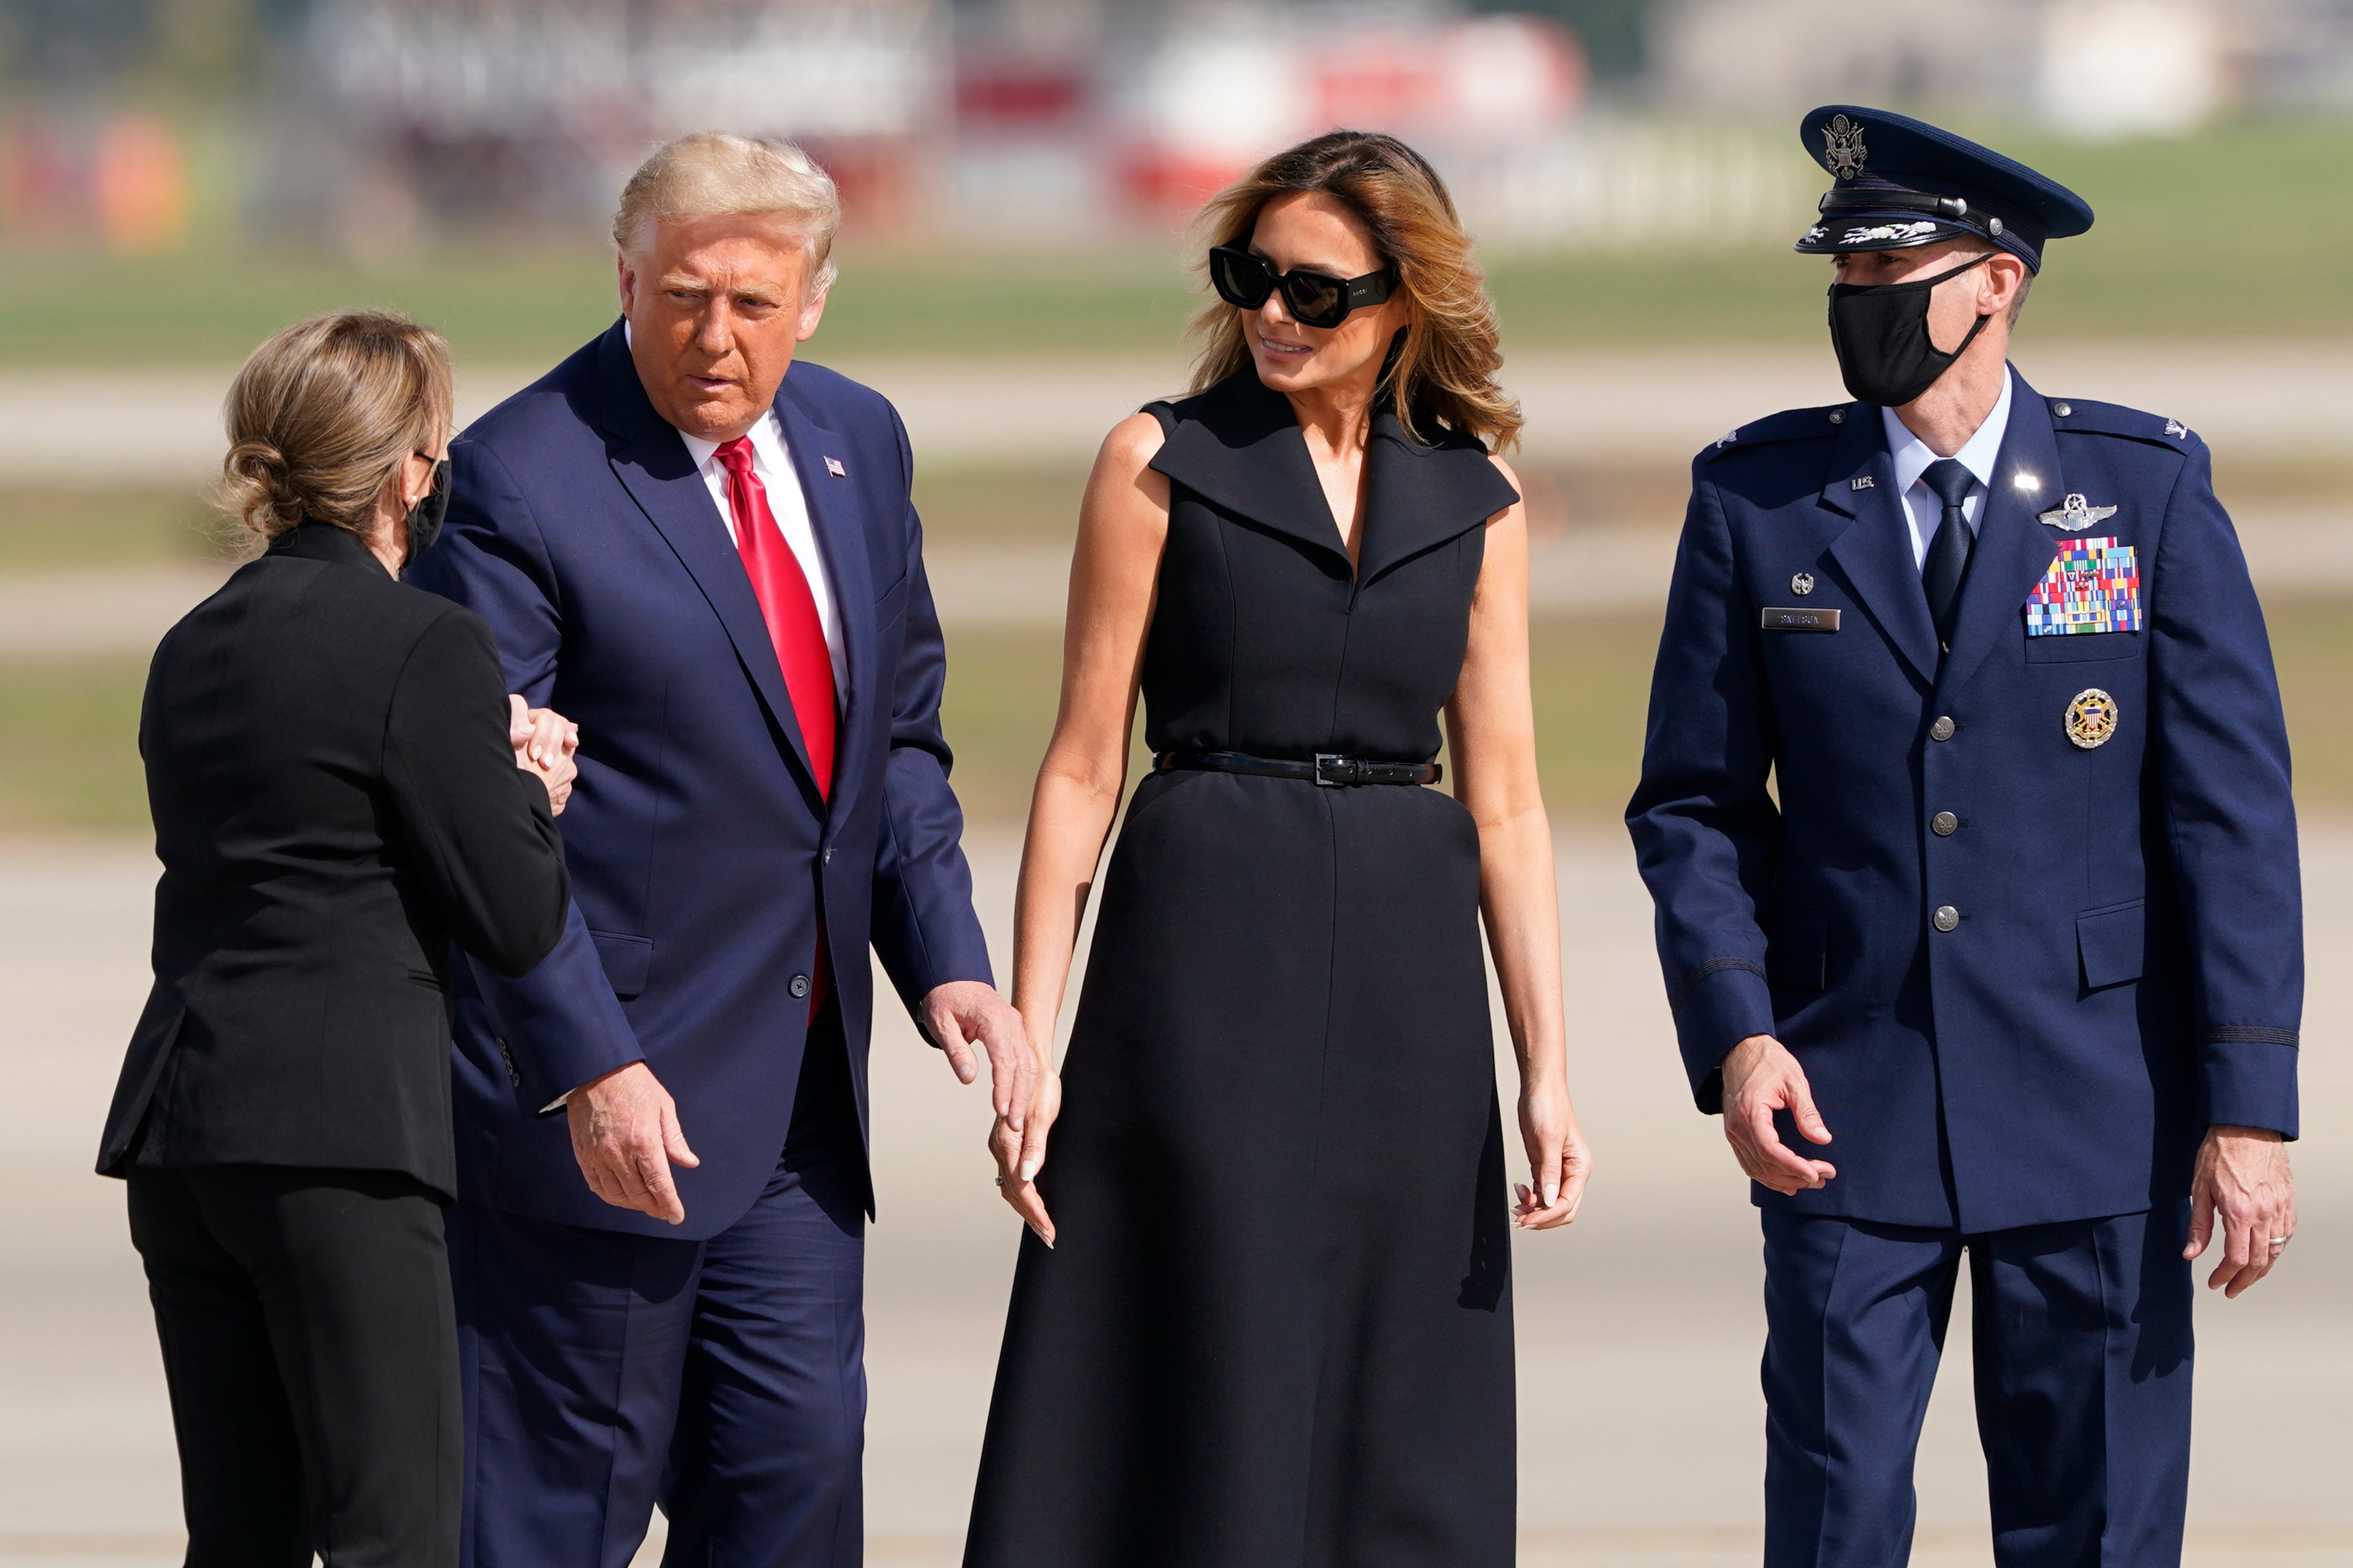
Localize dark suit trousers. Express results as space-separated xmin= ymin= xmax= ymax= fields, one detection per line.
xmin=1761 ymin=1203 xmax=2195 ymax=1568
xmin=126 ymin=1165 xmax=461 ymax=1568
xmin=451 ymin=1008 xmax=867 ymax=1568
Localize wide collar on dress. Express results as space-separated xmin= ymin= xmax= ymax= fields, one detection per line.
xmin=1149 ymin=368 xmax=1519 ymax=587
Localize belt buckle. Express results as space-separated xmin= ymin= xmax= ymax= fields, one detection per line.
xmin=1313 ymin=753 xmax=1346 ymax=787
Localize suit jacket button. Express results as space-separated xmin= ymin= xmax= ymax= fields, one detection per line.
xmin=1931 ymin=811 xmax=1959 ymax=837
xmin=1930 ymin=716 xmax=1955 ymax=742
xmin=790 ymin=974 xmax=811 ymax=998
xmin=1933 ymin=906 xmax=1960 ymax=933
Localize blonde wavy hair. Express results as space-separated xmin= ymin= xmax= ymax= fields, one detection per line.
xmin=216 ymin=309 xmax=451 ymax=552
xmin=614 ymin=131 xmax=842 ymax=297
xmin=1190 ymin=130 xmax=1521 ymax=453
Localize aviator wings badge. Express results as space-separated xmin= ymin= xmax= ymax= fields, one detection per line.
xmin=2038 ymin=493 xmax=2118 ymax=532
xmin=1823 ymin=115 xmax=1868 ymax=180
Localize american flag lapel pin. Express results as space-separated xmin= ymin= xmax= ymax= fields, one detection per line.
xmin=824 ymin=456 xmax=847 ymax=477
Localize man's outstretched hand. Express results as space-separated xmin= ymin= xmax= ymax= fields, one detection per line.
xmin=1720 ymin=1033 xmax=1837 ymax=1196
xmin=923 ymin=981 xmax=1034 ymax=1130
xmin=567 ymin=1060 xmax=699 ymax=1224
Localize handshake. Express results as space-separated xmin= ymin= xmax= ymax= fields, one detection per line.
xmin=507 ymin=696 xmax=579 ymax=814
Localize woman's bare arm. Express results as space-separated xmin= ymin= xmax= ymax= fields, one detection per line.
xmin=990 ymin=411 xmax=1170 ymax=1240
xmin=1444 ymin=456 xmax=1591 ymax=1229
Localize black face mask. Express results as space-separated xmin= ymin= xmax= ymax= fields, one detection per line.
xmin=1827 ymin=253 xmax=1996 ymax=408
xmin=402 ymin=458 xmax=451 ymax=569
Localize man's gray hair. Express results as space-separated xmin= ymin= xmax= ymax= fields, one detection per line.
xmin=613 ymin=132 xmax=841 ymax=293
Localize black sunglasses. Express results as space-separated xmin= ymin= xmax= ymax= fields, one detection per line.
xmin=1209 ymin=245 xmax=1397 ymax=329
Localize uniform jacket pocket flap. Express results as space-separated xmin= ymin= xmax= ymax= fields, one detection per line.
xmin=1769 ymin=910 xmax=1830 ymax=992
xmin=588 ymin=931 xmax=653 ymax=999
xmin=2025 ymin=630 xmax=2139 ymax=664
xmin=2077 ymin=901 xmax=2145 ymax=990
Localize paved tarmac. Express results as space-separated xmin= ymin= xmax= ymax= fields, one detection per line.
xmin=3 ymin=339 xmax=2347 ymax=485
xmin=0 ymin=828 xmax=2344 ymax=1566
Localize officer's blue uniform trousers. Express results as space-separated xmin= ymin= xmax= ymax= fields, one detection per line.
xmin=1630 ymin=370 xmax=2300 ymax=1567
xmin=1762 ymin=1205 xmax=2192 ymax=1568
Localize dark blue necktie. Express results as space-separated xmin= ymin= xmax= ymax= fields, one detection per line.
xmin=1919 ymin=458 xmax=1976 ymax=651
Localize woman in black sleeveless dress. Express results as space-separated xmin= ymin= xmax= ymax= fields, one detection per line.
xmin=966 ymin=132 xmax=1593 ymax=1567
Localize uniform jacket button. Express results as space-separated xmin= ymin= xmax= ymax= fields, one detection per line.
xmin=790 ymin=974 xmax=811 ymax=999
xmin=823 ymin=847 xmax=834 ymax=865
xmin=1931 ymin=811 xmax=1959 ymax=837
xmin=1930 ymin=716 xmax=1955 ymax=742
xmin=1933 ymin=906 xmax=1960 ymax=933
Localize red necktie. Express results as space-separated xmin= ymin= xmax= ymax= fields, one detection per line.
xmin=716 ymin=437 xmax=836 ymax=1016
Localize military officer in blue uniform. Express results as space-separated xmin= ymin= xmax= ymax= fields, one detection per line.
xmin=1628 ymin=106 xmax=2302 ymax=1567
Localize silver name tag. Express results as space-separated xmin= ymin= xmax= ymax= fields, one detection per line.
xmin=1761 ymin=607 xmax=1840 ymax=632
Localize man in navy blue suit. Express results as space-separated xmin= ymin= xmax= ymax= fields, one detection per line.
xmin=407 ymin=133 xmax=1033 ymax=1568
xmin=1628 ymin=108 xmax=2301 ymax=1567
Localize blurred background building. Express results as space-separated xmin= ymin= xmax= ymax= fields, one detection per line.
xmin=9 ymin=0 xmax=2353 ymax=257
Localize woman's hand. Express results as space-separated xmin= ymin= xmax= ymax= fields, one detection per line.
xmin=1512 ymin=1079 xmax=1591 ymax=1231
xmin=991 ymin=1063 xmax=1062 ymax=1248
xmin=508 ymin=695 xmax=581 ymax=814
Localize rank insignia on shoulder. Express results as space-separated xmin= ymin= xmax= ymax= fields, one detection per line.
xmin=1716 ymin=428 xmax=1739 ymax=448
xmin=2037 ymin=493 xmax=2117 ymax=532
xmin=2028 ymin=537 xmax=2140 ymax=636
xmin=2164 ymin=418 xmax=2189 ymax=439
xmin=2066 ymin=688 xmax=2119 ymax=750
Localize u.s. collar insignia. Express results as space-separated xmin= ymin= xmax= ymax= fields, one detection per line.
xmin=2038 ymin=493 xmax=2118 ymax=532
xmin=2066 ymin=688 xmax=2119 ymax=750
xmin=1823 ymin=114 xmax=1867 ymax=180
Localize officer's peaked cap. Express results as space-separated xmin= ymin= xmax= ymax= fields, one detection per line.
xmin=1795 ymin=105 xmax=2094 ymax=273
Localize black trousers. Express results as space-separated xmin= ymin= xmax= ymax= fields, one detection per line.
xmin=127 ymin=1164 xmax=461 ymax=1568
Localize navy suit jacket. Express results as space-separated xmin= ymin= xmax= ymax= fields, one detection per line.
xmin=408 ymin=322 xmax=992 ymax=1240
xmin=1628 ymin=369 xmax=2301 ymax=1233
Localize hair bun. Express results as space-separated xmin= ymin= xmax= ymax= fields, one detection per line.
xmin=220 ymin=437 xmax=306 ymax=540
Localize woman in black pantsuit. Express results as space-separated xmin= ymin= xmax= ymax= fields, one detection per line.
xmin=95 ymin=310 xmax=578 ymax=1567
xmin=967 ymin=134 xmax=1594 ymax=1567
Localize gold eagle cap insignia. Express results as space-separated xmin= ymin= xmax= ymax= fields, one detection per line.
xmin=1823 ymin=115 xmax=1867 ymax=180
xmin=2038 ymin=493 xmax=2119 ymax=532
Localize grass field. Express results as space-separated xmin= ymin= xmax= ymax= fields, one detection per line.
xmin=14 ymin=595 xmax=2353 ymax=837
xmin=3 ymin=122 xmax=2348 ymax=367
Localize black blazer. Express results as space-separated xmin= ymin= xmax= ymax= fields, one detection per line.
xmin=98 ymin=522 xmax=571 ymax=1197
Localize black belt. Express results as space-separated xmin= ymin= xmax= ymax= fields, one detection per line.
xmin=1155 ymin=749 xmax=1442 ymax=788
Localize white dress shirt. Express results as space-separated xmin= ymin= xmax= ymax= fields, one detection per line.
xmin=676 ymin=413 xmax=848 ymax=696
xmin=622 ymin=321 xmax=847 ymax=692
xmin=1881 ymin=367 xmax=2015 ymax=571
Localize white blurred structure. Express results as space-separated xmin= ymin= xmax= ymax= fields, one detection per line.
xmin=1657 ymin=0 xmax=2238 ymax=138
xmin=303 ymin=0 xmax=946 ymax=248
xmin=2037 ymin=0 xmax=2228 ymax=136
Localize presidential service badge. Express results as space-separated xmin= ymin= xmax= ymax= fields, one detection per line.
xmin=2037 ymin=493 xmax=2118 ymax=532
xmin=1823 ymin=114 xmax=1867 ymax=180
xmin=2066 ymin=689 xmax=2119 ymax=750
